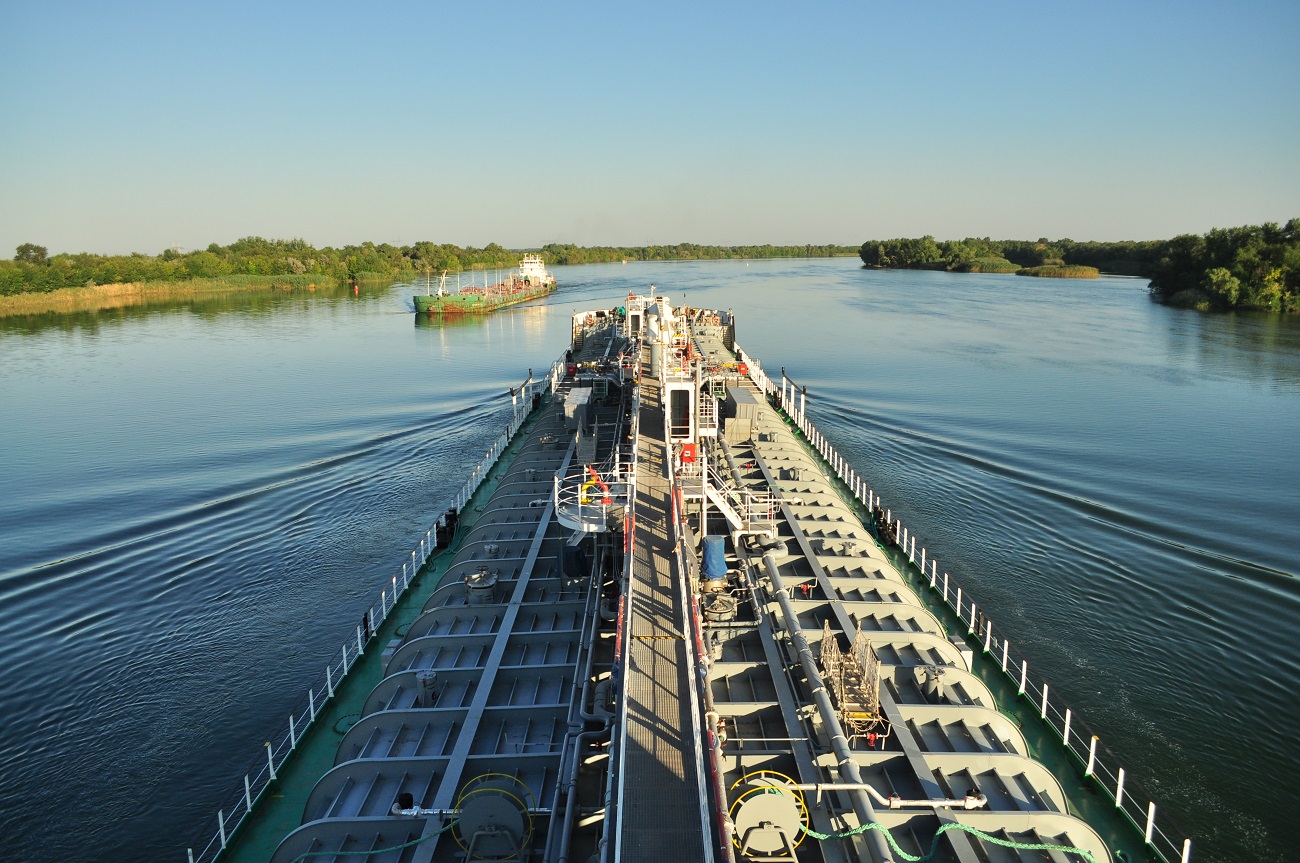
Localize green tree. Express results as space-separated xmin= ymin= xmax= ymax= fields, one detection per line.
xmin=15 ymin=243 xmax=48 ymax=265
xmin=1202 ymin=267 xmax=1240 ymax=307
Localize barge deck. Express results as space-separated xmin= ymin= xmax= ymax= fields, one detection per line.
xmin=197 ymin=289 xmax=1191 ymax=863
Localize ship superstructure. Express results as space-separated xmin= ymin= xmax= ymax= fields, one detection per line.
xmin=203 ymin=289 xmax=1191 ymax=863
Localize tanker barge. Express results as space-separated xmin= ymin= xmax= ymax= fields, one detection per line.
xmin=195 ymin=290 xmax=1193 ymax=863
xmin=414 ymin=255 xmax=556 ymax=315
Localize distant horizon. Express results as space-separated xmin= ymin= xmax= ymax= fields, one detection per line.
xmin=14 ymin=219 xmax=1299 ymax=261
xmin=4 ymin=1 xmax=1296 ymax=257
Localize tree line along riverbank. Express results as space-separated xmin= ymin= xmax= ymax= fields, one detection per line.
xmin=5 ymin=224 xmax=1296 ymax=315
xmin=859 ymin=219 xmax=1300 ymax=313
xmin=0 ymin=238 xmax=859 ymax=316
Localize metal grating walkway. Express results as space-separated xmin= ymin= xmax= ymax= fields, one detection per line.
xmin=617 ymin=371 xmax=709 ymax=862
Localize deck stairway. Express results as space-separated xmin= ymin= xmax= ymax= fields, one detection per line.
xmin=701 ymin=452 xmax=778 ymax=538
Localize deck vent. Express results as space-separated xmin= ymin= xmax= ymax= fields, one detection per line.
xmin=919 ymin=665 xmax=947 ymax=705
xmin=484 ymin=543 xmax=500 ymax=559
xmin=416 ymin=670 xmax=441 ymax=708
xmin=464 ymin=566 xmax=500 ymax=605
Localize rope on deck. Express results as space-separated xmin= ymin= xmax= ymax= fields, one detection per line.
xmin=287 ymin=819 xmax=458 ymax=863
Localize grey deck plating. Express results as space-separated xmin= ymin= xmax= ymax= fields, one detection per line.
xmin=616 ymin=367 xmax=709 ymax=861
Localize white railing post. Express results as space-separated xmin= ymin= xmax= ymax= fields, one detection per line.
xmin=326 ymin=664 xmax=334 ymax=698
xmin=218 ymin=809 xmax=227 ymax=850
xmin=308 ymin=687 xmax=317 ymax=721
xmin=983 ymin=619 xmax=992 ymax=652
xmin=1115 ymin=767 xmax=1127 ymax=808
xmin=930 ymin=560 xmax=937 ymax=588
xmin=1063 ymin=708 xmax=1072 ymax=746
xmin=244 ymin=774 xmax=253 ymax=812
xmin=1018 ymin=660 xmax=1028 ymax=695
xmin=1040 ymin=683 xmax=1049 ymax=718
xmin=1145 ymin=802 xmax=1157 ymax=843
xmin=1085 ymin=736 xmax=1098 ymax=776
xmin=342 ymin=643 xmax=350 ymax=674
xmin=1182 ymin=838 xmax=1192 ymax=862
xmin=920 ymin=547 xmax=926 ymax=573
xmin=289 ymin=713 xmax=297 ymax=748
xmin=266 ymin=742 xmax=277 ymax=781
xmin=968 ymin=602 xmax=977 ymax=633
xmin=956 ymin=586 xmax=963 ymax=614
xmin=357 ymin=624 xmax=364 ymax=654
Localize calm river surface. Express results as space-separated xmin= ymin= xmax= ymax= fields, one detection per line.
xmin=0 ymin=259 xmax=1295 ymax=863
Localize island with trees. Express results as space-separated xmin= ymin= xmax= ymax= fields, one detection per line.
xmin=858 ymin=219 xmax=1300 ymax=313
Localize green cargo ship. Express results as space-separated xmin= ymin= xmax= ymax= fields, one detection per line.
xmin=414 ymin=255 xmax=557 ymax=315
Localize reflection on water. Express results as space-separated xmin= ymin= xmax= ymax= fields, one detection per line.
xmin=0 ymin=282 xmax=391 ymax=336
xmin=1163 ymin=306 xmax=1300 ymax=392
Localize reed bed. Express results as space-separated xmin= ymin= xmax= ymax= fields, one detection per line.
xmin=959 ymin=257 xmax=1020 ymax=274
xmin=0 ymin=275 xmax=337 ymax=317
xmin=1016 ymin=264 xmax=1100 ymax=279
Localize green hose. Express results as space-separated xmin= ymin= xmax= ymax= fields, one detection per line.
xmin=800 ymin=819 xmax=1102 ymax=863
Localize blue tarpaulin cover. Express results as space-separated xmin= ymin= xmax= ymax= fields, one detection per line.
xmin=702 ymin=535 xmax=727 ymax=578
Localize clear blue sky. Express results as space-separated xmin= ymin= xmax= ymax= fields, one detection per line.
xmin=2 ymin=0 xmax=1297 ymax=254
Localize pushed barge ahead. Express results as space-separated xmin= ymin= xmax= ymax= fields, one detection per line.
xmin=207 ymin=290 xmax=1192 ymax=863
xmin=414 ymin=256 xmax=556 ymax=315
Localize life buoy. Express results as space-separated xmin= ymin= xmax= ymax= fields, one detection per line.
xmin=579 ymin=466 xmax=612 ymax=504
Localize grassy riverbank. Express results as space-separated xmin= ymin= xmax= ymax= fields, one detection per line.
xmin=0 ymin=274 xmax=344 ymax=318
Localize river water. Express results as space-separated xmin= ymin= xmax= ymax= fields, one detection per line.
xmin=0 ymin=260 xmax=1295 ymax=863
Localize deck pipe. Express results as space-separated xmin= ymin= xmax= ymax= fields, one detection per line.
xmin=760 ymin=551 xmax=897 ymax=863
xmin=792 ymin=782 xmax=987 ymax=811
xmin=546 ymin=557 xmax=603 ymax=862
xmin=717 ymin=437 xmax=747 ymax=489
xmin=549 ymin=543 xmax=616 ymax=863
xmin=692 ymin=599 xmax=738 ymax=863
